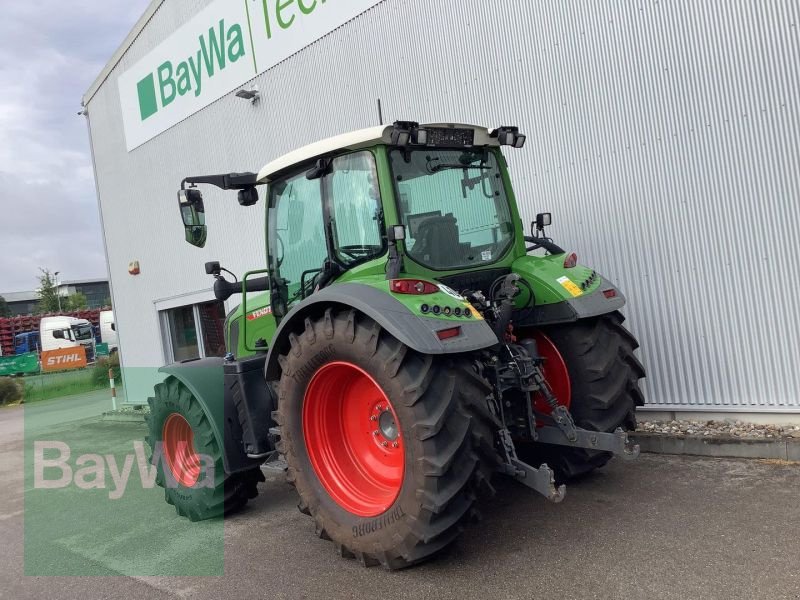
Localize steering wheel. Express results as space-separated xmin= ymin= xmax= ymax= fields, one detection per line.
xmin=338 ymin=244 xmax=383 ymax=260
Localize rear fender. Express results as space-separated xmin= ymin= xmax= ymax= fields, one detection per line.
xmin=512 ymin=255 xmax=626 ymax=326
xmin=264 ymin=283 xmax=498 ymax=380
xmin=159 ymin=358 xmax=267 ymax=475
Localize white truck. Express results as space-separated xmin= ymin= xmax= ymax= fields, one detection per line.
xmin=39 ymin=316 xmax=97 ymax=363
xmin=99 ymin=310 xmax=118 ymax=354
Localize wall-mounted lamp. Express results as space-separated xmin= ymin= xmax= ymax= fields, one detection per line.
xmin=235 ymin=85 xmax=260 ymax=104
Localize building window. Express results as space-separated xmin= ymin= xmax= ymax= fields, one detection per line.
xmin=161 ymin=300 xmax=227 ymax=363
xmin=165 ymin=305 xmax=199 ymax=362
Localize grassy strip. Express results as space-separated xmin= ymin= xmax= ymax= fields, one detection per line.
xmin=23 ymin=371 xmax=108 ymax=403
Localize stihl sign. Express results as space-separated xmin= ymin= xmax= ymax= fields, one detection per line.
xmin=41 ymin=347 xmax=88 ymax=372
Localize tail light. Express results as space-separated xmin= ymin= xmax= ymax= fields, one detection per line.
xmin=390 ymin=279 xmax=439 ymax=295
xmin=603 ymin=289 xmax=617 ymax=299
xmin=563 ymin=252 xmax=578 ymax=268
xmin=436 ymin=326 xmax=462 ymax=340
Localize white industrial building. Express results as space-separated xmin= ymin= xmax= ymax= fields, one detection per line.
xmin=83 ymin=0 xmax=800 ymax=419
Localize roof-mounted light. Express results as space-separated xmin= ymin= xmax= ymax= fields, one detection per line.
xmin=391 ymin=121 xmax=419 ymax=146
xmin=391 ymin=121 xmax=476 ymax=147
xmin=491 ymin=126 xmax=527 ymax=149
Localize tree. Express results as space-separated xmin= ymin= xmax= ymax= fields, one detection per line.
xmin=36 ymin=269 xmax=61 ymax=313
xmin=64 ymin=292 xmax=88 ymax=311
xmin=0 ymin=296 xmax=10 ymax=318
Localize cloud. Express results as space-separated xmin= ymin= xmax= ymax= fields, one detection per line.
xmin=0 ymin=0 xmax=150 ymax=293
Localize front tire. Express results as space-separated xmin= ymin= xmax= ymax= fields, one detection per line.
xmin=146 ymin=376 xmax=264 ymax=521
xmin=274 ymin=309 xmax=500 ymax=569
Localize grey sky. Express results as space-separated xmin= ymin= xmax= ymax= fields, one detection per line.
xmin=0 ymin=0 xmax=151 ymax=293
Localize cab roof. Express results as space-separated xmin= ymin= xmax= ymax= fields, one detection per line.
xmin=256 ymin=123 xmax=500 ymax=182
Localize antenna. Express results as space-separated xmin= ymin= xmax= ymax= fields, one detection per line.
xmin=377 ymin=98 xmax=383 ymax=125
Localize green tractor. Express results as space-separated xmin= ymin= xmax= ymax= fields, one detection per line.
xmin=147 ymin=121 xmax=645 ymax=568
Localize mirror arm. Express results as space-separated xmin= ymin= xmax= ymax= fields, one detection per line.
xmin=523 ymin=235 xmax=565 ymax=255
xmin=182 ymin=172 xmax=258 ymax=191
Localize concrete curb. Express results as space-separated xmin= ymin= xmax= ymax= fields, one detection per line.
xmin=101 ymin=411 xmax=147 ymax=423
xmin=630 ymin=432 xmax=800 ymax=461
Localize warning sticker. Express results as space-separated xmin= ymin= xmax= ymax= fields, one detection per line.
xmin=557 ymin=276 xmax=583 ymax=298
xmin=464 ymin=303 xmax=484 ymax=320
xmin=481 ymin=250 xmax=492 ymax=261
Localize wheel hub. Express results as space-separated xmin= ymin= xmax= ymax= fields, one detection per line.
xmin=374 ymin=405 xmax=400 ymax=444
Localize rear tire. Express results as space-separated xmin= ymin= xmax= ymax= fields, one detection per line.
xmin=274 ymin=309 xmax=500 ymax=569
xmin=146 ymin=376 xmax=264 ymax=521
xmin=520 ymin=310 xmax=645 ymax=483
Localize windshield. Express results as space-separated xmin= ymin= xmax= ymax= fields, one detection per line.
xmin=72 ymin=324 xmax=94 ymax=341
xmin=390 ymin=149 xmax=514 ymax=270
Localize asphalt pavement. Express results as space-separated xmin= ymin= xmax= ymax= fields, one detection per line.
xmin=2 ymin=396 xmax=799 ymax=600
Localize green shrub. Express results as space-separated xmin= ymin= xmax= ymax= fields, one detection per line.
xmin=92 ymin=353 xmax=121 ymax=387
xmin=0 ymin=377 xmax=22 ymax=406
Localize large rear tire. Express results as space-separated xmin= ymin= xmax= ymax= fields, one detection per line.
xmin=146 ymin=376 xmax=264 ymax=521
xmin=274 ymin=309 xmax=500 ymax=569
xmin=520 ymin=310 xmax=645 ymax=483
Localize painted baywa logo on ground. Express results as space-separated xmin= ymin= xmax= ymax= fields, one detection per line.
xmin=34 ymin=441 xmax=215 ymax=499
xmin=137 ymin=19 xmax=246 ymax=121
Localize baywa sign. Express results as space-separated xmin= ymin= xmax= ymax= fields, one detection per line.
xmin=118 ymin=0 xmax=384 ymax=151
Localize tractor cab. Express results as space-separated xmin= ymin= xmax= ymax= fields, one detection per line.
xmin=179 ymin=123 xmax=541 ymax=324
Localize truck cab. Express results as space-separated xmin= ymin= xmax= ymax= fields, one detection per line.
xmin=40 ymin=316 xmax=97 ymax=363
xmin=14 ymin=331 xmax=40 ymax=355
xmin=99 ymin=310 xmax=118 ymax=353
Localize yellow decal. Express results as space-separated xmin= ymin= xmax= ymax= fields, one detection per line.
xmin=557 ymin=276 xmax=583 ymax=298
xmin=465 ymin=303 xmax=484 ymax=320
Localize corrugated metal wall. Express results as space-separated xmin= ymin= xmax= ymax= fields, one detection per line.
xmin=86 ymin=0 xmax=800 ymax=410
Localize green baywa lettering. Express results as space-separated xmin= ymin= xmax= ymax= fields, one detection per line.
xmin=157 ymin=61 xmax=176 ymax=107
xmin=200 ymin=19 xmax=227 ymax=80
xmin=175 ymin=61 xmax=192 ymax=96
xmin=226 ymin=23 xmax=245 ymax=63
xmin=188 ymin=51 xmax=203 ymax=97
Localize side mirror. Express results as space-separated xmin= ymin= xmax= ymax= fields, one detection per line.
xmin=178 ymin=188 xmax=207 ymax=248
xmin=53 ymin=330 xmax=64 ymax=339
xmin=534 ymin=212 xmax=552 ymax=232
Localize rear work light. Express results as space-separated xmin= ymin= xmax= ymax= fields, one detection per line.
xmin=390 ymin=279 xmax=439 ymax=295
xmin=436 ymin=326 xmax=462 ymax=340
xmin=563 ymin=252 xmax=578 ymax=268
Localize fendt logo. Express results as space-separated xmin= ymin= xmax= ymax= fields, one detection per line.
xmin=136 ymin=19 xmax=247 ymax=121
